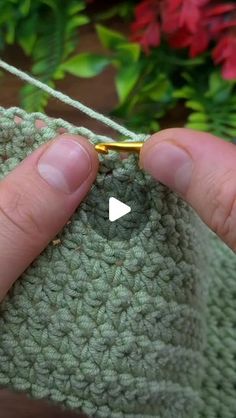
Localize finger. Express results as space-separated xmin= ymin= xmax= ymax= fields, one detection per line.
xmin=140 ymin=128 xmax=236 ymax=251
xmin=0 ymin=133 xmax=99 ymax=300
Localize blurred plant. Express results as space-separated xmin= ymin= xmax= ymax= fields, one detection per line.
xmin=0 ymin=0 xmax=236 ymax=141
xmin=70 ymin=0 xmax=236 ymax=139
xmin=130 ymin=0 xmax=236 ymax=80
xmin=70 ymin=21 xmax=236 ymax=138
xmin=174 ymin=70 xmax=236 ymax=138
xmin=0 ymin=0 xmax=89 ymax=111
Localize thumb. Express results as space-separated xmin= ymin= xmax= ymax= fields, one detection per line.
xmin=140 ymin=128 xmax=236 ymax=252
xmin=0 ymin=133 xmax=98 ymax=300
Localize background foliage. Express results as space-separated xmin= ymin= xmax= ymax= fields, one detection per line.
xmin=0 ymin=0 xmax=236 ymax=140
xmin=0 ymin=0 xmax=89 ymax=110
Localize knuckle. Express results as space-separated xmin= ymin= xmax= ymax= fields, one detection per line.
xmin=0 ymin=181 xmax=44 ymax=243
xmin=209 ymin=171 xmax=236 ymax=250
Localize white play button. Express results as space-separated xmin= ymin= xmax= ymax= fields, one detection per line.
xmin=109 ymin=197 xmax=131 ymax=222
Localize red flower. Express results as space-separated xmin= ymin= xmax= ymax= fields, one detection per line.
xmin=163 ymin=0 xmax=209 ymax=33
xmin=130 ymin=0 xmax=236 ymax=79
xmin=168 ymin=24 xmax=209 ymax=57
xmin=213 ymin=33 xmax=236 ymax=79
xmin=204 ymin=3 xmax=236 ymax=17
xmin=131 ymin=0 xmax=161 ymax=52
xmin=204 ymin=3 xmax=236 ymax=36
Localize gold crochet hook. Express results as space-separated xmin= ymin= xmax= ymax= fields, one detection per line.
xmin=95 ymin=142 xmax=143 ymax=154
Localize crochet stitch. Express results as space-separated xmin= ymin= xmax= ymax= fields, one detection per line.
xmin=0 ymin=107 xmax=208 ymax=418
xmin=0 ymin=60 xmax=235 ymax=418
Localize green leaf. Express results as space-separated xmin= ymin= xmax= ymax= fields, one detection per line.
xmin=206 ymin=71 xmax=233 ymax=103
xmin=65 ymin=15 xmax=90 ymax=34
xmin=19 ymin=33 xmax=36 ymax=55
xmin=186 ymin=122 xmax=210 ymax=131
xmin=95 ymin=3 xmax=134 ymax=21
xmin=96 ymin=24 xmax=126 ymax=50
xmin=53 ymin=67 xmax=66 ymax=80
xmin=208 ymin=71 xmax=233 ymax=95
xmin=71 ymin=15 xmax=89 ymax=27
xmin=150 ymin=120 xmax=160 ymax=132
xmin=173 ymin=86 xmax=193 ymax=99
xmin=226 ymin=115 xmax=236 ymax=127
xmin=221 ymin=126 xmax=236 ymax=137
xmin=62 ymin=53 xmax=110 ymax=77
xmin=21 ymin=83 xmax=52 ymax=112
xmin=19 ymin=0 xmax=31 ymax=15
xmin=68 ymin=1 xmax=86 ymax=15
xmin=116 ymin=43 xmax=140 ymax=63
xmin=42 ymin=0 xmax=58 ymax=11
xmin=115 ymin=64 xmax=140 ymax=103
xmin=188 ymin=113 xmax=208 ymax=123
xmin=18 ymin=15 xmax=38 ymax=55
xmin=208 ymin=71 xmax=224 ymax=96
xmin=186 ymin=100 xmax=205 ymax=111
xmin=5 ymin=21 xmax=15 ymax=44
xmin=32 ymin=59 xmax=49 ymax=75
xmin=148 ymin=75 xmax=172 ymax=101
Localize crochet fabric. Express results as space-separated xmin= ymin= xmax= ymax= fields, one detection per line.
xmin=0 ymin=107 xmax=235 ymax=418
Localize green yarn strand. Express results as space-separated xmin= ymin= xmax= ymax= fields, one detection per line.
xmin=0 ymin=59 xmax=147 ymax=142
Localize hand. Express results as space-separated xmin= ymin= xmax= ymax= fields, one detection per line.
xmin=1 ymin=127 xmax=234 ymax=302
xmin=140 ymin=128 xmax=236 ymax=252
xmin=0 ymin=133 xmax=98 ymax=301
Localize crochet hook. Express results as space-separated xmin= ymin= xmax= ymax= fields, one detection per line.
xmin=95 ymin=142 xmax=143 ymax=154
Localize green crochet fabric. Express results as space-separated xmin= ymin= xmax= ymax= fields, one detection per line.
xmin=0 ymin=107 xmax=235 ymax=418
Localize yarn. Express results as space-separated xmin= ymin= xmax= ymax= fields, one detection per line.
xmin=199 ymin=236 xmax=236 ymax=417
xmin=0 ymin=61 xmax=235 ymax=418
xmin=0 ymin=59 xmax=147 ymax=142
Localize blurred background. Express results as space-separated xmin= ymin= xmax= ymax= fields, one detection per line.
xmin=0 ymin=0 xmax=236 ymax=417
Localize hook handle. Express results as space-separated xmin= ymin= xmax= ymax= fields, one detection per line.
xmin=95 ymin=142 xmax=143 ymax=154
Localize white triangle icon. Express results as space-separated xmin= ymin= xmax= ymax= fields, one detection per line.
xmin=109 ymin=197 xmax=131 ymax=222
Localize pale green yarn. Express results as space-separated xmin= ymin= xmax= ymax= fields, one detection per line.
xmin=0 ymin=107 xmax=211 ymax=418
xmin=0 ymin=59 xmax=235 ymax=418
xmin=0 ymin=59 xmax=147 ymax=142
xmin=199 ymin=236 xmax=236 ymax=418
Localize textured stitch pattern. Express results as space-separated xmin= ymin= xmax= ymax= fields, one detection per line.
xmin=199 ymin=235 xmax=236 ymax=418
xmin=0 ymin=107 xmax=212 ymax=418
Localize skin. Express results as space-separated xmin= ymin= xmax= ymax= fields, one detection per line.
xmin=0 ymin=133 xmax=99 ymax=300
xmin=0 ymin=127 xmax=235 ymax=302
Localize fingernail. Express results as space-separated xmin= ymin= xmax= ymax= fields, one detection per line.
xmin=37 ymin=136 xmax=92 ymax=193
xmin=142 ymin=142 xmax=193 ymax=194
